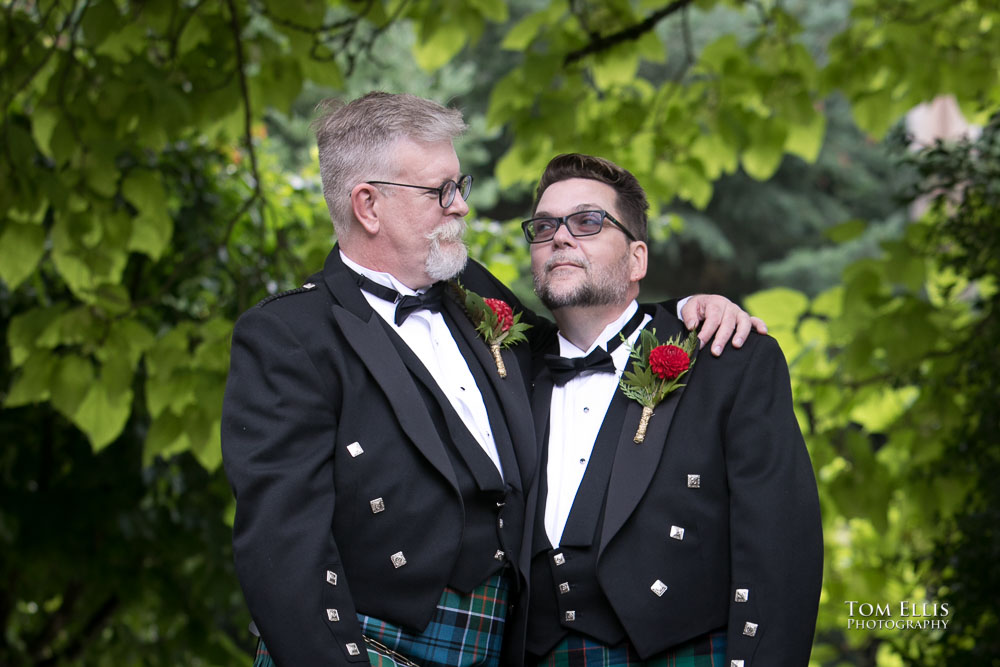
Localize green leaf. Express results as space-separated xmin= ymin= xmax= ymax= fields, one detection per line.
xmin=413 ymin=25 xmax=469 ymax=72
xmin=785 ymin=111 xmax=826 ymax=163
xmin=592 ymin=47 xmax=640 ymax=88
xmin=50 ymin=355 xmax=96 ymax=418
xmin=741 ymin=120 xmax=788 ymax=181
xmin=744 ymin=287 xmax=809 ymax=330
xmin=850 ymin=386 xmax=919 ymax=433
xmin=144 ymin=412 xmax=188 ymax=465
xmin=72 ymin=379 xmax=133 ymax=451
xmin=466 ymin=0 xmax=508 ymax=23
xmin=122 ymin=169 xmax=168 ymax=215
xmin=0 ymin=222 xmax=46 ymax=289
xmin=825 ymin=219 xmax=867 ymax=243
xmin=4 ymin=350 xmax=57 ymax=406
xmin=128 ymin=209 xmax=174 ymax=260
xmin=7 ymin=306 xmax=67 ymax=366
xmin=95 ymin=21 xmax=146 ymax=62
xmin=30 ymin=106 xmax=60 ymax=159
xmin=501 ymin=9 xmax=550 ymax=50
xmin=177 ymin=14 xmax=212 ymax=54
xmin=80 ymin=0 xmax=121 ymax=48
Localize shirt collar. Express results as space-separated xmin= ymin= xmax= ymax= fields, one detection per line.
xmin=340 ymin=250 xmax=422 ymax=297
xmin=557 ymin=301 xmax=640 ymax=358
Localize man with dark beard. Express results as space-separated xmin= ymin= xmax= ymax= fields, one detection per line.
xmin=523 ymin=154 xmax=823 ymax=667
xmin=221 ymin=94 xmax=761 ymax=667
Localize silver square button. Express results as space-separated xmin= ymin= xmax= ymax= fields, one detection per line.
xmin=390 ymin=551 xmax=406 ymax=568
xmin=326 ymin=608 xmax=340 ymax=622
xmin=743 ymin=622 xmax=758 ymax=637
xmin=687 ymin=474 xmax=701 ymax=488
xmin=558 ymin=582 xmax=570 ymax=594
xmin=731 ymin=661 xmax=744 ymax=667
xmin=670 ymin=525 xmax=685 ymax=540
xmin=370 ymin=497 xmax=385 ymax=513
xmin=346 ymin=643 xmax=360 ymax=656
xmin=553 ymin=553 xmax=565 ymax=565
xmin=651 ymin=580 xmax=668 ymax=597
xmin=326 ymin=570 xmax=338 ymax=586
xmin=347 ymin=442 xmax=364 ymax=457
xmin=735 ymin=588 xmax=749 ymax=603
xmin=565 ymin=610 xmax=576 ymax=622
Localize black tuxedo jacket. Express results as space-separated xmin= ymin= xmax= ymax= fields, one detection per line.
xmin=527 ymin=303 xmax=823 ymax=665
xmin=221 ymin=247 xmax=546 ymax=665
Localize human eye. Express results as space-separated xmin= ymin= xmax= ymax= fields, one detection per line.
xmin=532 ymin=218 xmax=558 ymax=234
xmin=572 ymin=210 xmax=605 ymax=231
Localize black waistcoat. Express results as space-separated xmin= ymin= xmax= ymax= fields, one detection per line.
xmin=526 ymin=388 xmax=630 ymax=657
xmin=380 ymin=314 xmax=525 ymax=592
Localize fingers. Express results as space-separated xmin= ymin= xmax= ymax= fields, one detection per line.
xmin=682 ymin=296 xmax=765 ymax=356
xmin=731 ymin=309 xmax=753 ymax=349
xmin=708 ymin=304 xmax=738 ymax=356
xmin=697 ymin=300 xmax=725 ymax=352
xmin=680 ymin=296 xmax=702 ymax=331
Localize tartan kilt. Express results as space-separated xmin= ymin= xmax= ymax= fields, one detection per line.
xmin=532 ymin=629 xmax=727 ymax=667
xmin=253 ymin=572 xmax=511 ymax=667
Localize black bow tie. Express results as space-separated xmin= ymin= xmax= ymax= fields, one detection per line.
xmin=543 ymin=308 xmax=646 ymax=386
xmin=350 ymin=269 xmax=446 ymax=325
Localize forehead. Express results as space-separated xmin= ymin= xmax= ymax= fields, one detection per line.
xmin=393 ymin=137 xmax=460 ymax=179
xmin=536 ymin=178 xmax=618 ymax=216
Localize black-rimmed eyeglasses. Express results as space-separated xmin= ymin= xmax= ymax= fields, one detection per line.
xmin=366 ymin=174 xmax=473 ymax=209
xmin=521 ymin=209 xmax=637 ymax=244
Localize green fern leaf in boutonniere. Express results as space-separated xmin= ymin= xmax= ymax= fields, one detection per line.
xmin=619 ymin=328 xmax=698 ymax=443
xmin=449 ymin=281 xmax=531 ymax=378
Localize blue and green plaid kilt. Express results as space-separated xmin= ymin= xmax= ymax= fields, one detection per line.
xmin=254 ymin=572 xmax=511 ymax=667
xmin=533 ymin=629 xmax=727 ymax=667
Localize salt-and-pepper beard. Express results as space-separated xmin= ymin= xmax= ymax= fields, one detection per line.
xmin=533 ymin=248 xmax=630 ymax=310
xmin=425 ymin=217 xmax=469 ymax=282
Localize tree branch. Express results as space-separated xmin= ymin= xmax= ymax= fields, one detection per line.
xmin=564 ymin=0 xmax=695 ymax=66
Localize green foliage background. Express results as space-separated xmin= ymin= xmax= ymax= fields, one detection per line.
xmin=2 ymin=0 xmax=998 ymax=664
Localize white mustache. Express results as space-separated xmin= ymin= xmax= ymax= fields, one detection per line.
xmin=427 ymin=218 xmax=467 ymax=243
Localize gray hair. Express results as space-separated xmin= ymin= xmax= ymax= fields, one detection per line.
xmin=312 ymin=92 xmax=467 ymax=239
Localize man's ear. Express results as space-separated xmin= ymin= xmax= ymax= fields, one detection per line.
xmin=350 ymin=183 xmax=380 ymax=235
xmin=629 ymin=240 xmax=648 ymax=283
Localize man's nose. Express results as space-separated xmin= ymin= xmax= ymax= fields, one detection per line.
xmin=447 ymin=189 xmax=470 ymax=216
xmin=551 ymin=221 xmax=577 ymax=248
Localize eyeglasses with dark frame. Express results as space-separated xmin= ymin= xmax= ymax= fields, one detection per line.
xmin=366 ymin=174 xmax=473 ymax=209
xmin=521 ymin=209 xmax=637 ymax=244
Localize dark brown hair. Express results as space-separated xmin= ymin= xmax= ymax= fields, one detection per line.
xmin=532 ymin=153 xmax=649 ymax=243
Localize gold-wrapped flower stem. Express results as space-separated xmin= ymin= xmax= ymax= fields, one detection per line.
xmin=634 ymin=405 xmax=654 ymax=443
xmin=490 ymin=343 xmax=507 ymax=378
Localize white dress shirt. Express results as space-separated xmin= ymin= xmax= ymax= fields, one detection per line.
xmin=544 ymin=300 xmax=652 ymax=547
xmin=341 ymin=252 xmax=503 ymax=477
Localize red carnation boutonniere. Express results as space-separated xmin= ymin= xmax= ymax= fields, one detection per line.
xmin=619 ymin=328 xmax=698 ymax=443
xmin=450 ymin=281 xmax=531 ymax=378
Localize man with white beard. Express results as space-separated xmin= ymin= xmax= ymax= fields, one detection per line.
xmin=221 ymin=93 xmax=761 ymax=667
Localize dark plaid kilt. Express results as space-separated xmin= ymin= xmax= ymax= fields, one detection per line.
xmin=533 ymin=629 xmax=727 ymax=667
xmin=253 ymin=572 xmax=511 ymax=667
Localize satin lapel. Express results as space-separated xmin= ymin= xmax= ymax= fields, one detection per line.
xmin=322 ymin=248 xmax=458 ymax=490
xmin=443 ymin=295 xmax=536 ymax=488
xmin=599 ymin=307 xmax=696 ymax=555
xmin=531 ymin=366 xmax=555 ymax=463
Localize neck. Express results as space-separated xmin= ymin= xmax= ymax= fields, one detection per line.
xmin=340 ymin=244 xmax=432 ymax=291
xmin=552 ymin=301 xmax=634 ymax=352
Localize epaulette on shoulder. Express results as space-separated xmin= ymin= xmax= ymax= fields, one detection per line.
xmin=255 ymin=282 xmax=318 ymax=308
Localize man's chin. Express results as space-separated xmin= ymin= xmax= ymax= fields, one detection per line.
xmin=426 ymin=244 xmax=469 ymax=281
